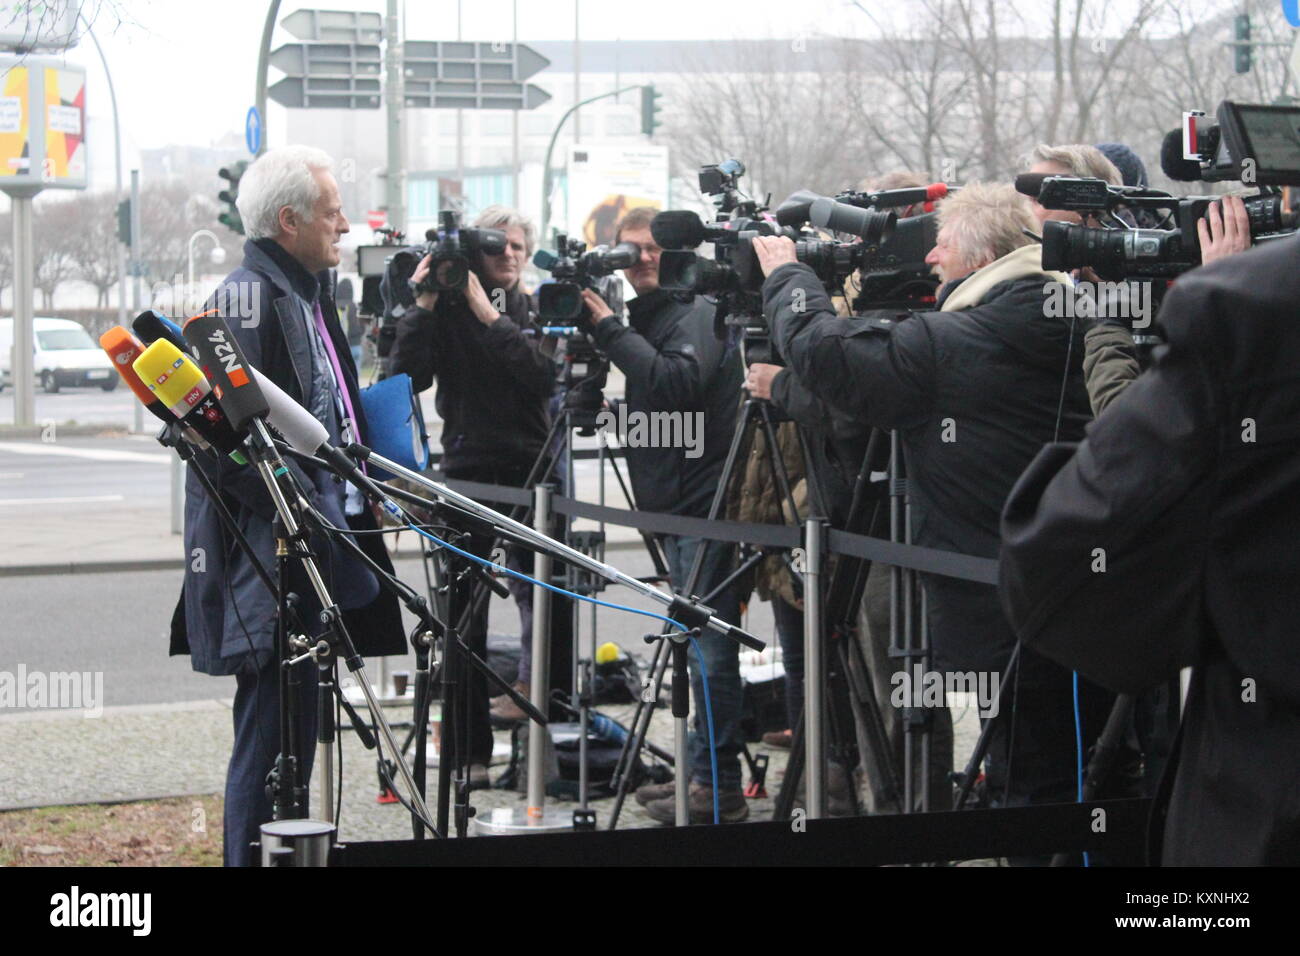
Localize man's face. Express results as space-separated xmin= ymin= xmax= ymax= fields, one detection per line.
xmin=1028 ymin=160 xmax=1084 ymax=228
xmin=283 ymin=168 xmax=349 ymax=273
xmin=619 ymin=226 xmax=660 ymax=296
xmin=478 ymin=225 xmax=528 ymax=290
xmin=925 ymin=224 xmax=975 ymax=286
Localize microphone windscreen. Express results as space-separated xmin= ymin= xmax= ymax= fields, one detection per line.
xmin=650 ymin=210 xmax=706 ymax=249
xmin=1160 ymin=128 xmax=1204 ymax=182
xmin=133 ymin=310 xmax=191 ymax=355
xmin=251 ymin=367 xmax=328 ymax=456
xmin=183 ymin=312 xmax=269 ymax=431
xmin=100 ymin=326 xmax=169 ymax=416
xmin=925 ymin=183 xmax=949 ymax=201
xmin=1014 ymin=172 xmax=1048 ymax=199
xmin=133 ymin=340 xmax=209 ymax=418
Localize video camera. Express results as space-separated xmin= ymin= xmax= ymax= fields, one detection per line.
xmin=532 ymin=233 xmax=637 ymax=323
xmin=531 ymin=232 xmax=630 ymax=433
xmin=1018 ymin=173 xmax=1296 ymax=280
xmin=1163 ymin=100 xmax=1300 ymax=187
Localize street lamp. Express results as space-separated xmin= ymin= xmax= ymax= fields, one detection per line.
xmin=187 ymin=229 xmax=225 ymax=303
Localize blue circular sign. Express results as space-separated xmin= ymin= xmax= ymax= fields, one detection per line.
xmin=1285 ymin=0 xmax=1300 ymax=28
xmin=245 ymin=106 xmax=262 ymax=156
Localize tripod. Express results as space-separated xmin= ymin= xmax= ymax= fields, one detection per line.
xmin=605 ymin=389 xmax=813 ymax=828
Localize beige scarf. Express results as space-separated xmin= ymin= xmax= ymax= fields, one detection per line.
xmin=940 ymin=243 xmax=1073 ymax=313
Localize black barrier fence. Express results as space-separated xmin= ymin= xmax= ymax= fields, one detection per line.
xmin=418 ymin=448 xmax=1000 ymax=586
xmin=328 ymin=798 xmax=1151 ymax=866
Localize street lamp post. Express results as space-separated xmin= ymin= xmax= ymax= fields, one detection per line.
xmin=187 ymin=229 xmax=225 ymax=298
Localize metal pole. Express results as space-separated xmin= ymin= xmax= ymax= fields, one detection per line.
xmin=83 ymin=21 xmax=135 ymax=432
xmin=455 ymin=0 xmax=463 ymax=192
xmin=511 ymin=0 xmax=519 ymax=207
xmin=527 ymin=483 xmax=554 ymax=820
xmin=804 ymin=517 xmax=827 ymax=818
xmin=572 ymin=0 xmax=581 ymax=144
xmin=129 ymin=170 xmax=141 ymax=317
xmin=385 ymin=0 xmax=406 ymax=234
xmin=255 ymin=0 xmax=282 ymax=158
xmin=11 ymin=197 xmax=35 ymax=428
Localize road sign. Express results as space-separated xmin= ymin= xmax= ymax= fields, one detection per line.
xmin=402 ymin=41 xmax=551 ymax=110
xmin=281 ymin=8 xmax=383 ymax=44
xmin=245 ymin=106 xmax=262 ymax=154
xmin=367 ymin=210 xmax=385 ymax=229
xmin=269 ymin=42 xmax=381 ymax=77
xmin=268 ymin=75 xmax=381 ymax=109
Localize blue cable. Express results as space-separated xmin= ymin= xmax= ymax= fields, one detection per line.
xmin=406 ymin=521 xmax=725 ymax=826
xmin=1072 ymin=670 xmax=1090 ymax=868
xmin=688 ymin=635 xmax=721 ymax=825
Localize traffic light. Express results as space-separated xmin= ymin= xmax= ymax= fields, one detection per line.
xmin=116 ymin=199 xmax=131 ymax=245
xmin=218 ymin=161 xmax=249 ymax=235
xmin=640 ymin=84 xmax=663 ymax=137
xmin=1234 ymin=14 xmax=1252 ymax=74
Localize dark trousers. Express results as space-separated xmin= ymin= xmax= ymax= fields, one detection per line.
xmin=224 ymin=655 xmax=318 ymax=867
xmin=772 ymin=596 xmax=804 ymax=730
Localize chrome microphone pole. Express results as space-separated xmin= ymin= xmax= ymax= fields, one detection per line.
xmin=244 ymin=418 xmax=436 ymax=833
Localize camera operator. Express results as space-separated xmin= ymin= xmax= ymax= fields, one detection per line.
xmin=388 ymin=205 xmax=569 ymax=784
xmin=740 ymin=171 xmax=947 ymax=812
xmin=752 ymin=183 xmax=1115 ymax=824
xmin=576 ymin=206 xmax=748 ymax=823
xmin=1000 ymin=233 xmax=1300 ymax=864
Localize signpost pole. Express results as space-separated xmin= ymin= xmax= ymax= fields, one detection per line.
xmin=384 ymin=0 xmax=406 ymax=234
xmin=12 ymin=196 xmax=36 ymax=427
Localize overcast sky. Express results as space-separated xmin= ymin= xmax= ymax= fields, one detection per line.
xmin=28 ymin=0 xmax=883 ymax=189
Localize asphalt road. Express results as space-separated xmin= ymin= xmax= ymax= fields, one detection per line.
xmin=0 ymin=550 xmax=777 ymax=712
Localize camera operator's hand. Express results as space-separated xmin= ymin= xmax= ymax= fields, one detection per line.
xmin=579 ymin=288 xmax=615 ymax=330
xmin=751 ymin=235 xmax=798 ymax=277
xmin=743 ymin=363 xmax=783 ymax=401
xmin=1198 ymin=195 xmax=1251 ymax=266
xmin=464 ymin=270 xmax=501 ymax=326
xmin=411 ymin=254 xmax=439 ymax=311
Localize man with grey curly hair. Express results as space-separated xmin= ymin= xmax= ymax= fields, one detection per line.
xmin=751 ymin=183 xmax=1121 ymax=841
xmin=172 ymin=145 xmax=405 ymax=866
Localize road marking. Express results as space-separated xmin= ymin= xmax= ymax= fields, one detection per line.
xmin=0 ymin=473 xmax=24 ymax=479
xmin=0 ymin=442 xmax=168 ymax=464
xmin=0 ymin=495 xmax=126 ymax=506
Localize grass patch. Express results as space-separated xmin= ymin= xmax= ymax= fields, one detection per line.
xmin=0 ymin=795 xmax=223 ymax=867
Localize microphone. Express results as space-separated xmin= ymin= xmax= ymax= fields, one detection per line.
xmin=182 ymin=312 xmax=270 ymax=432
xmin=649 ymin=210 xmax=719 ymax=249
xmin=133 ymin=310 xmax=191 ymax=355
xmin=860 ymin=182 xmax=949 ymax=208
xmin=132 ymin=339 xmax=247 ymax=455
xmin=1160 ymin=128 xmax=1205 ymax=182
xmin=100 ymin=326 xmax=212 ymax=450
xmin=1014 ymin=172 xmax=1049 ymax=199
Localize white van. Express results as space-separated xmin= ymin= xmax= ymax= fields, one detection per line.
xmin=0 ymin=317 xmax=117 ymax=393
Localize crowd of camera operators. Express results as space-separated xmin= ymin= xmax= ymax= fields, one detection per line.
xmin=345 ymin=118 xmax=1296 ymax=863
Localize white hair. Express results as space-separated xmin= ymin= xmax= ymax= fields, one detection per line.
xmin=936 ymin=182 xmax=1037 ymax=268
xmin=472 ymin=205 xmax=537 ymax=256
xmin=236 ymin=145 xmax=335 ymax=241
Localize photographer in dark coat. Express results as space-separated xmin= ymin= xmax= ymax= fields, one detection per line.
xmin=753 ymin=183 xmax=1113 ymax=823
xmin=1001 ymin=234 xmax=1300 ymax=865
xmin=170 ymin=146 xmax=405 ymax=866
xmin=388 ymin=206 xmax=570 ymax=783
xmin=577 ymin=206 xmax=748 ymax=823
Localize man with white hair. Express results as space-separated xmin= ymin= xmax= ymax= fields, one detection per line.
xmin=751 ymin=184 xmax=1117 ymax=837
xmin=169 ymin=145 xmax=405 ymax=865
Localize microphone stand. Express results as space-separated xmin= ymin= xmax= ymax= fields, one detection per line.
xmin=240 ymin=417 xmax=438 ymax=835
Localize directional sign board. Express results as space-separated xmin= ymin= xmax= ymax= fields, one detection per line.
xmin=402 ymin=41 xmax=551 ymax=110
xmin=281 ymin=8 xmax=382 ymax=44
xmin=268 ymin=42 xmax=382 ymax=108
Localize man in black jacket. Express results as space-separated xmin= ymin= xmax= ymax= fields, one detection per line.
xmin=173 ymin=145 xmax=406 ymax=865
xmin=753 ymin=183 xmax=1113 ymax=820
xmin=1000 ymin=234 xmax=1300 ymax=865
xmin=388 ymin=205 xmax=570 ymax=780
xmin=578 ymin=206 xmax=747 ymax=823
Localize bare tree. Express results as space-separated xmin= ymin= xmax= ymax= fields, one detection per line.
xmin=32 ymin=198 xmax=81 ymax=309
xmin=67 ymin=191 xmax=121 ymax=307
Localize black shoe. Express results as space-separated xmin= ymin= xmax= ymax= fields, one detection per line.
xmin=644 ymin=783 xmax=749 ymax=824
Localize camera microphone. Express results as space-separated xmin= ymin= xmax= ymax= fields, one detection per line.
xmin=1014 ymin=172 xmax=1050 ymax=199
xmin=649 ymin=210 xmax=721 ymax=249
xmin=1160 ymin=128 xmax=1206 ymax=182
